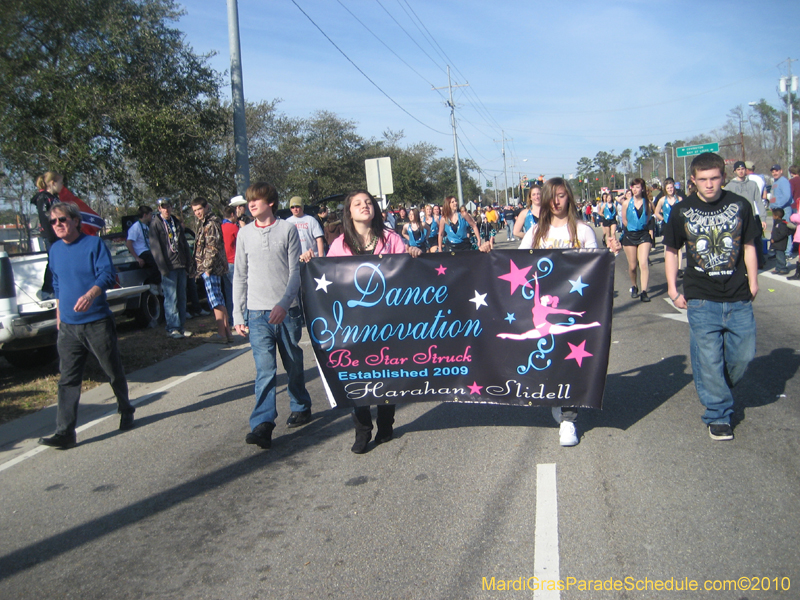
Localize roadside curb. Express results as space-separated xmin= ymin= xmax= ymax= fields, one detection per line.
xmin=0 ymin=341 xmax=251 ymax=469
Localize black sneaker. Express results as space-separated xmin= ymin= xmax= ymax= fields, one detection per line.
xmin=245 ymin=422 xmax=274 ymax=449
xmin=708 ymin=423 xmax=733 ymax=441
xmin=640 ymin=291 xmax=651 ymax=302
xmin=286 ymin=409 xmax=312 ymax=428
xmin=677 ymin=269 xmax=684 ymax=279
xmin=38 ymin=433 xmax=77 ymax=449
xmin=119 ymin=411 xmax=135 ymax=431
xmin=630 ymin=285 xmax=638 ymax=298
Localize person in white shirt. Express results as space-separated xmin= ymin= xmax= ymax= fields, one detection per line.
xmin=518 ymin=177 xmax=600 ymax=448
xmin=285 ymin=196 xmax=324 ymax=257
xmin=745 ymin=161 xmax=767 ymax=204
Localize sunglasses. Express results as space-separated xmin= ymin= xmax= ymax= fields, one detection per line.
xmin=49 ymin=216 xmax=70 ymax=225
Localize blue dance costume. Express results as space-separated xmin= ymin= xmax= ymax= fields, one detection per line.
xmin=445 ymin=215 xmax=469 ymax=243
xmin=407 ymin=224 xmax=429 ymax=251
xmin=622 ymin=200 xmax=653 ymax=246
xmin=443 ymin=214 xmax=473 ymax=251
xmin=661 ymin=197 xmax=676 ymax=224
xmin=523 ymin=210 xmax=538 ymax=233
xmin=426 ymin=217 xmax=439 ymax=243
xmin=602 ymin=202 xmax=617 ymax=226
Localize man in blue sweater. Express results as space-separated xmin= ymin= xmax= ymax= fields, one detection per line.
xmin=38 ymin=202 xmax=134 ymax=449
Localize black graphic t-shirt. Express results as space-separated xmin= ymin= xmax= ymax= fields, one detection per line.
xmin=663 ymin=190 xmax=759 ymax=302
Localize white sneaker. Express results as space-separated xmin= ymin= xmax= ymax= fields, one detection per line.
xmin=182 ymin=331 xmax=193 ymax=337
xmin=559 ymin=422 xmax=579 ymax=447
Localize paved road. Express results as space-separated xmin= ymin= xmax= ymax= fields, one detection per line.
xmin=1 ymin=229 xmax=798 ymax=599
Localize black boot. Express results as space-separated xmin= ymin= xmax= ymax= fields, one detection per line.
xmin=374 ymin=404 xmax=396 ymax=445
xmin=787 ymin=264 xmax=800 ymax=280
xmin=351 ymin=407 xmax=373 ymax=453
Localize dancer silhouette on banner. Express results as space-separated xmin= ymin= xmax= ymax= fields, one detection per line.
xmin=497 ymin=272 xmax=600 ymax=340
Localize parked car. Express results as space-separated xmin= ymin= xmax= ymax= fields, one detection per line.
xmin=101 ymin=233 xmax=162 ymax=327
xmin=0 ymin=234 xmax=160 ymax=368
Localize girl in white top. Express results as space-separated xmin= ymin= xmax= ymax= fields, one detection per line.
xmin=519 ymin=182 xmax=597 ymax=251
xmin=518 ymin=177 xmax=599 ymax=447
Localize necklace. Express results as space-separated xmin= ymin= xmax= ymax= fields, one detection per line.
xmin=356 ymin=233 xmax=377 ymax=253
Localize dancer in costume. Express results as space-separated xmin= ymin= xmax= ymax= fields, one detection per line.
xmin=621 ymin=178 xmax=654 ymax=302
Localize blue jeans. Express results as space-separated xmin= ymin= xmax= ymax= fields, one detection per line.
xmin=506 ymin=219 xmax=515 ymax=241
xmin=162 ymin=268 xmax=187 ymax=332
xmin=775 ymin=250 xmax=787 ymax=271
xmin=247 ymin=306 xmax=312 ymax=430
xmin=687 ymin=299 xmax=756 ymax=425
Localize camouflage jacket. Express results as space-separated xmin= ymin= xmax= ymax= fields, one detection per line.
xmin=194 ymin=213 xmax=228 ymax=277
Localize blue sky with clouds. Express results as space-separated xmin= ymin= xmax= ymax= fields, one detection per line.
xmin=178 ymin=0 xmax=800 ymax=182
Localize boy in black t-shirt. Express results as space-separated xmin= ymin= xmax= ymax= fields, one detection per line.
xmin=663 ymin=153 xmax=760 ymax=441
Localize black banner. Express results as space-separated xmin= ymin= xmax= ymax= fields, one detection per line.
xmin=301 ymin=249 xmax=614 ymax=410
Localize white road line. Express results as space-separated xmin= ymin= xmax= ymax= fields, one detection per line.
xmin=533 ymin=463 xmax=560 ymax=600
xmin=657 ymin=298 xmax=689 ymax=323
xmin=0 ymin=346 xmax=251 ymax=474
xmin=760 ymin=271 xmax=800 ymax=287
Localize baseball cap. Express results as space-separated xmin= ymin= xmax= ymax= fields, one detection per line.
xmin=744 ymin=161 xmax=755 ymax=170
xmin=733 ymin=161 xmax=746 ymax=170
xmin=229 ymin=195 xmax=246 ymax=207
xmin=157 ymin=197 xmax=170 ymax=207
xmin=289 ymin=196 xmax=304 ymax=208
xmin=771 ymin=164 xmax=782 ymax=171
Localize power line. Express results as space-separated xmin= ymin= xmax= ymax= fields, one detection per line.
xmin=456 ymin=122 xmax=491 ymax=162
xmin=392 ymin=0 xmax=505 ymax=135
xmin=335 ymin=0 xmax=448 ymax=102
xmin=394 ymin=0 xmax=451 ymax=72
xmin=373 ymin=0 xmax=446 ymax=76
xmin=291 ymin=0 xmax=448 ymax=136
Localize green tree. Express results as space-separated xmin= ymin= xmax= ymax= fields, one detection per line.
xmin=426 ymin=157 xmax=480 ymax=204
xmin=364 ymin=130 xmax=443 ymax=205
xmin=593 ymin=150 xmax=617 ymax=185
xmin=576 ymin=157 xmax=594 ymax=179
xmin=0 ymin=0 xmax=225 ymax=199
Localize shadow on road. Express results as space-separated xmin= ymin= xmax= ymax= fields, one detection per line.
xmin=0 ymin=402 xmax=353 ymax=582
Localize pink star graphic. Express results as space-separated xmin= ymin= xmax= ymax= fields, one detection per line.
xmin=436 ymin=264 xmax=447 ymax=276
xmin=498 ymin=260 xmax=533 ymax=295
xmin=564 ymin=341 xmax=593 ymax=367
xmin=467 ymin=381 xmax=483 ymax=395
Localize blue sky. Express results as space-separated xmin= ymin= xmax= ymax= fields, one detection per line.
xmin=178 ymin=0 xmax=800 ymax=183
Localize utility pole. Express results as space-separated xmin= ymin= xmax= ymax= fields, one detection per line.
xmin=433 ymin=66 xmax=469 ymax=206
xmin=493 ymin=175 xmax=498 ymax=205
xmin=779 ymin=58 xmax=797 ymax=167
xmin=494 ymin=131 xmax=511 ymax=204
xmin=227 ymin=0 xmax=250 ymax=195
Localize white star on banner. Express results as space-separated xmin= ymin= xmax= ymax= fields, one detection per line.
xmin=470 ymin=291 xmax=488 ymax=310
xmin=315 ymin=274 xmax=332 ymax=293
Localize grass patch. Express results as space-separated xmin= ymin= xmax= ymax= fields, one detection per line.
xmin=0 ymin=314 xmax=227 ymax=425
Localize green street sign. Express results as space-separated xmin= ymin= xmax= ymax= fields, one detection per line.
xmin=676 ymin=143 xmax=719 ymax=157
xmin=486 ymin=181 xmax=492 ymax=188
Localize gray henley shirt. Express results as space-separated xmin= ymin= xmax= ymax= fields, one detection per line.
xmin=233 ymin=219 xmax=301 ymax=326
